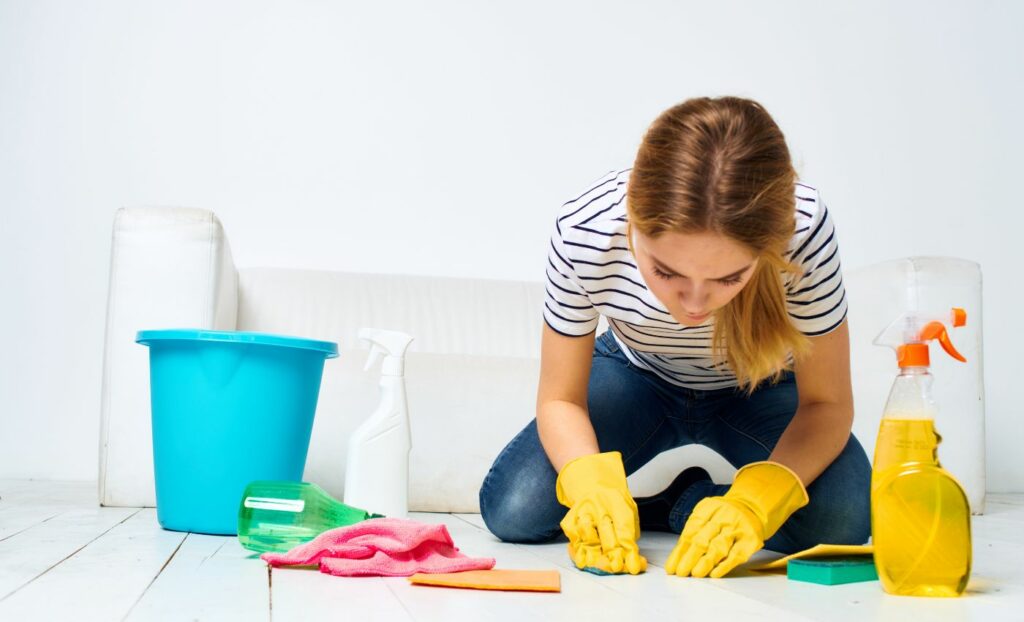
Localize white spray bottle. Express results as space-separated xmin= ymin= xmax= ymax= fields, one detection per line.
xmin=343 ymin=328 xmax=414 ymax=518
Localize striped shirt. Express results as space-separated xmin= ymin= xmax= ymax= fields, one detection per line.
xmin=543 ymin=169 xmax=848 ymax=390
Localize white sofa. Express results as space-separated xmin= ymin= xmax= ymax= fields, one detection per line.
xmin=99 ymin=207 xmax=987 ymax=514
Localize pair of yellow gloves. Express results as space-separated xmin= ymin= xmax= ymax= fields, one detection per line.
xmin=555 ymin=451 xmax=808 ymax=578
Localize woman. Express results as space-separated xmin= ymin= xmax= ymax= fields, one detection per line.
xmin=478 ymin=96 xmax=871 ymax=579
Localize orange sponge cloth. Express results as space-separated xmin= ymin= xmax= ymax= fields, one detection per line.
xmin=408 ymin=569 xmax=561 ymax=592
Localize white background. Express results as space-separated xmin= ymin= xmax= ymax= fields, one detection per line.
xmin=2 ymin=0 xmax=1022 ymax=490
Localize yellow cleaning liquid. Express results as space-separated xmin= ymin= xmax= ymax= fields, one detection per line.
xmin=871 ymin=417 xmax=972 ymax=597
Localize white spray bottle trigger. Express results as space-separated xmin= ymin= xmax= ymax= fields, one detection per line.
xmin=363 ymin=345 xmax=385 ymax=372
xmin=359 ymin=328 xmax=414 ymax=377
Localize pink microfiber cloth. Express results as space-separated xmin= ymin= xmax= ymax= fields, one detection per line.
xmin=260 ymin=517 xmax=496 ymax=577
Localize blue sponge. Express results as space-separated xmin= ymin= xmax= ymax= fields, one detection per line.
xmin=582 ymin=566 xmax=613 ymax=576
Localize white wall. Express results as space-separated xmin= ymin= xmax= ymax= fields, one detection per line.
xmin=2 ymin=0 xmax=1022 ymax=490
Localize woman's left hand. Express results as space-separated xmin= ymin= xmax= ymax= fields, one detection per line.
xmin=665 ymin=461 xmax=808 ymax=578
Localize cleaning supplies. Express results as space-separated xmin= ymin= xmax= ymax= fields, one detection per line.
xmin=871 ymin=307 xmax=972 ymax=597
xmin=409 ymin=569 xmax=562 ymax=592
xmin=751 ymin=543 xmax=874 ymax=571
xmin=261 ymin=517 xmax=496 ymax=577
xmin=749 ymin=543 xmax=878 ymax=585
xmin=237 ymin=480 xmax=382 ymax=553
xmin=344 ymin=328 xmax=415 ymax=519
xmin=787 ymin=556 xmax=878 ymax=586
xmin=136 ymin=329 xmax=338 ymax=534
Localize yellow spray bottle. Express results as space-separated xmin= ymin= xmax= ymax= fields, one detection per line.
xmin=871 ymin=306 xmax=971 ymax=597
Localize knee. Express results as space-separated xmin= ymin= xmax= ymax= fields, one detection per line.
xmin=813 ymin=439 xmax=872 ymax=543
xmin=479 ymin=473 xmax=562 ymax=544
xmin=806 ymin=482 xmax=872 ymax=546
xmin=778 ymin=437 xmax=872 ymax=550
xmin=780 ymin=485 xmax=870 ymax=553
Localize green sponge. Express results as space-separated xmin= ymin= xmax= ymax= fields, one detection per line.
xmin=787 ymin=555 xmax=877 ymax=585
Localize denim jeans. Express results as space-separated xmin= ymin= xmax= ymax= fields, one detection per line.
xmin=479 ymin=329 xmax=871 ymax=554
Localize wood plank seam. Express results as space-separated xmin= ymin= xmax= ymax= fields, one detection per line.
xmin=0 ymin=511 xmax=62 ymax=544
xmin=0 ymin=508 xmax=143 ymax=603
xmin=382 ymin=570 xmax=417 ymax=621
xmin=199 ymin=539 xmax=228 ymax=567
xmin=120 ymin=530 xmax=189 ymax=621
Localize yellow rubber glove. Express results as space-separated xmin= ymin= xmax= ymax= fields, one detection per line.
xmin=665 ymin=461 xmax=808 ymax=578
xmin=555 ymin=451 xmax=647 ymax=575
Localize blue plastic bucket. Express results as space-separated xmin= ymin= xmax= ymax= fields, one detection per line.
xmin=136 ymin=329 xmax=338 ymax=534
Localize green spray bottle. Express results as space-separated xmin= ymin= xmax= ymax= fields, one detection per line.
xmin=237 ymin=480 xmax=383 ymax=553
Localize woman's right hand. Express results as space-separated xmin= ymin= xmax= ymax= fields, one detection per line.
xmin=536 ymin=326 xmax=645 ymax=573
xmin=556 ymin=451 xmax=647 ymax=575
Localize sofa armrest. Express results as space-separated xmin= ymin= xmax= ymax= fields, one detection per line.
xmin=98 ymin=207 xmax=238 ymax=507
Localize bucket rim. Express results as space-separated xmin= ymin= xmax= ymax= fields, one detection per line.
xmin=136 ymin=329 xmax=339 ymax=358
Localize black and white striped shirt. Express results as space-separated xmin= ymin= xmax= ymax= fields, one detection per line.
xmin=543 ymin=169 xmax=848 ymax=390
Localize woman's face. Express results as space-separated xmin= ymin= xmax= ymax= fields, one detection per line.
xmin=632 ymin=229 xmax=758 ymax=326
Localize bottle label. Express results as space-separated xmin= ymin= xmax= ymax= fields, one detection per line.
xmin=244 ymin=497 xmax=306 ymax=512
xmin=873 ymin=419 xmax=939 ymax=471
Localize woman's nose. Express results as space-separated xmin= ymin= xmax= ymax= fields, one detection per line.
xmin=679 ymin=284 xmax=709 ymax=310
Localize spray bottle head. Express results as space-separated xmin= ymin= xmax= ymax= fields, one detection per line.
xmin=359 ymin=328 xmax=414 ymax=377
xmin=873 ymin=307 xmax=967 ymax=368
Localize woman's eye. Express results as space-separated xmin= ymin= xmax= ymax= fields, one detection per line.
xmin=650 ymin=266 xmax=741 ymax=285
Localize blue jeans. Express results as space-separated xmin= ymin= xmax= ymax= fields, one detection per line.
xmin=479 ymin=329 xmax=871 ymax=554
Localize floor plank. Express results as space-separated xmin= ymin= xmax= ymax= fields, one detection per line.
xmin=0 ymin=509 xmax=184 ymax=620
xmin=125 ymin=529 xmax=269 ymax=622
xmin=270 ymin=566 xmax=416 ymax=622
xmin=0 ymin=479 xmax=97 ymax=541
xmin=0 ymin=505 xmax=138 ymax=602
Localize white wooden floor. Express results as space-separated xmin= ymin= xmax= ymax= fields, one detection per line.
xmin=1 ymin=481 xmax=1022 ymax=621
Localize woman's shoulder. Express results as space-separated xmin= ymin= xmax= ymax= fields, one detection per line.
xmin=550 ymin=168 xmax=633 ymax=264
xmin=789 ymin=181 xmax=836 ymax=255
xmin=794 ymin=180 xmax=825 ymax=221
xmin=554 ymin=169 xmax=631 ymax=230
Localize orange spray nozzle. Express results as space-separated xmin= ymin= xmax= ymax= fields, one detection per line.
xmin=878 ymin=307 xmax=968 ymax=368
xmin=919 ymin=320 xmax=967 ymax=363
xmin=951 ymin=307 xmax=967 ymax=328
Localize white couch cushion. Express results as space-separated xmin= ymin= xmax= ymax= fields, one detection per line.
xmin=236 ymin=268 xmax=545 ymax=512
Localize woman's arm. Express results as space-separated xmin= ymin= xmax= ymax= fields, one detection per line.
xmin=536 ymin=324 xmax=599 ymax=471
xmin=770 ymin=320 xmax=856 ymax=486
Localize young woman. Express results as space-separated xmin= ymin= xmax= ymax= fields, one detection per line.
xmin=478 ymin=96 xmax=871 ymax=578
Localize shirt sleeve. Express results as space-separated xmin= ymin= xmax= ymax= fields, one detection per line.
xmin=785 ymin=196 xmax=848 ymax=336
xmin=543 ymin=216 xmax=600 ymax=337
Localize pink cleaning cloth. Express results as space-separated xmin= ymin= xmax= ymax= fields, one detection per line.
xmin=260 ymin=517 xmax=496 ymax=577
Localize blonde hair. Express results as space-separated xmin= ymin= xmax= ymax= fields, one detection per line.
xmin=627 ymin=96 xmax=810 ymax=392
